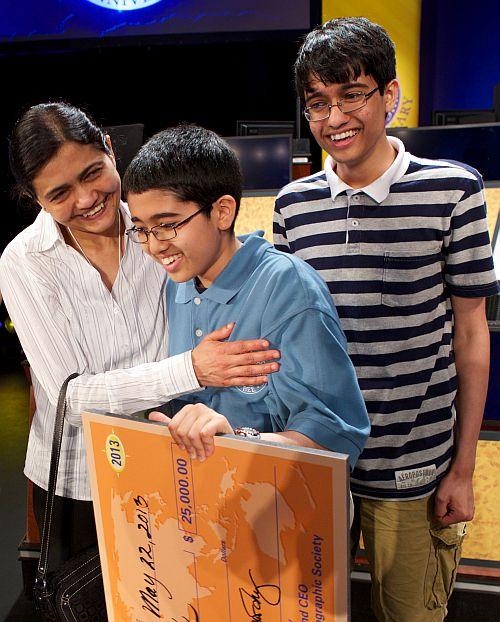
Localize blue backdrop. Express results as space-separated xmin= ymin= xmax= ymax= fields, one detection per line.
xmin=0 ymin=0 xmax=310 ymax=41
xmin=420 ymin=0 xmax=500 ymax=124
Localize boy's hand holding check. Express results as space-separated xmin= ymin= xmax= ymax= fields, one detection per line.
xmin=149 ymin=404 xmax=234 ymax=462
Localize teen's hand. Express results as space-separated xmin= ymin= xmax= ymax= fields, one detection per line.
xmin=149 ymin=404 xmax=233 ymax=461
xmin=191 ymin=322 xmax=280 ymax=387
xmin=434 ymin=470 xmax=475 ymax=526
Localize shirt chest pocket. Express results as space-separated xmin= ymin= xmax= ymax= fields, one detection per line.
xmin=381 ymin=249 xmax=444 ymax=307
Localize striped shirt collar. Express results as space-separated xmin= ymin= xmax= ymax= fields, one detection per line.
xmin=325 ymin=136 xmax=411 ymax=203
xmin=26 ymin=201 xmax=132 ymax=254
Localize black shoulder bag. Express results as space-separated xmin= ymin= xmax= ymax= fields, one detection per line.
xmin=33 ymin=373 xmax=108 ymax=620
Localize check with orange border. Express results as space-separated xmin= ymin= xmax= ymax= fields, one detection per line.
xmin=82 ymin=411 xmax=350 ymax=622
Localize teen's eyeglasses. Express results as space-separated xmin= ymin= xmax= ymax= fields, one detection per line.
xmin=304 ymin=87 xmax=379 ymax=122
xmin=125 ymin=208 xmax=204 ymax=244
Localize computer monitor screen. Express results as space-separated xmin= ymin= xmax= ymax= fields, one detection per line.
xmin=387 ymin=123 xmax=500 ymax=181
xmin=1 ymin=1 xmax=310 ymax=43
xmin=104 ymin=124 xmax=144 ymax=179
xmin=236 ymin=120 xmax=295 ymax=137
xmin=432 ymin=110 xmax=495 ymax=126
xmin=226 ymin=135 xmax=292 ymax=193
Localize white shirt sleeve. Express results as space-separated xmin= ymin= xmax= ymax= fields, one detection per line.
xmin=0 ymin=243 xmax=200 ymax=428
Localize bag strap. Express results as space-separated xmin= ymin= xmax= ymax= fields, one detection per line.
xmin=35 ymin=373 xmax=80 ymax=588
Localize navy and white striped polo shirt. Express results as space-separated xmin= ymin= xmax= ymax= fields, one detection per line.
xmin=274 ymin=137 xmax=499 ymax=500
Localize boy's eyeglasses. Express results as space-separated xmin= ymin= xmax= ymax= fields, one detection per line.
xmin=304 ymin=87 xmax=379 ymax=122
xmin=125 ymin=208 xmax=204 ymax=244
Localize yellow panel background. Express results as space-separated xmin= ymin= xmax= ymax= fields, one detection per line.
xmin=235 ymin=196 xmax=275 ymax=241
xmin=322 ymin=0 xmax=421 ymax=127
xmin=462 ymin=439 xmax=500 ymax=562
xmin=485 ymin=187 xmax=500 ymax=240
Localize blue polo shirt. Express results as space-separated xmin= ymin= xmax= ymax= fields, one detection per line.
xmin=165 ymin=232 xmax=369 ymax=470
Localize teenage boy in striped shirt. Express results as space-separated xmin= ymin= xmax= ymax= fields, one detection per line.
xmin=274 ymin=16 xmax=499 ymax=622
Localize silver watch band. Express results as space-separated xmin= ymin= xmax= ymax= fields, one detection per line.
xmin=234 ymin=426 xmax=261 ymax=439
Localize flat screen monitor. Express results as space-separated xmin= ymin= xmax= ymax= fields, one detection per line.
xmin=226 ymin=135 xmax=292 ymax=193
xmin=236 ymin=120 xmax=294 ymax=137
xmin=103 ymin=124 xmax=144 ymax=179
xmin=387 ymin=123 xmax=500 ymax=182
xmin=1 ymin=1 xmax=311 ymax=43
xmin=432 ymin=110 xmax=495 ymax=126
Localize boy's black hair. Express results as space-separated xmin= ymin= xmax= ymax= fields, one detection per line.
xmin=123 ymin=124 xmax=243 ymax=230
xmin=295 ymin=17 xmax=396 ymax=102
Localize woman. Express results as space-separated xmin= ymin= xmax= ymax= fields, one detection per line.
xmin=0 ymin=102 xmax=279 ymax=562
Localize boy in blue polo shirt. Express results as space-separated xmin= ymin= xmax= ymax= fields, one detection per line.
xmin=123 ymin=124 xmax=369 ymax=469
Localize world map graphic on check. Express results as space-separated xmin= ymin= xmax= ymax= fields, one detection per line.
xmin=82 ymin=412 xmax=350 ymax=622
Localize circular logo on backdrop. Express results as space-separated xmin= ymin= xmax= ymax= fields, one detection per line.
xmin=86 ymin=0 xmax=162 ymax=10
xmin=385 ymin=81 xmax=401 ymax=126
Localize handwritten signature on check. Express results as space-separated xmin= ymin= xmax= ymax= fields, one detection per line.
xmin=239 ymin=568 xmax=282 ymax=621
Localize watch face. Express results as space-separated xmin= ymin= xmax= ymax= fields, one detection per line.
xmin=86 ymin=0 xmax=162 ymax=10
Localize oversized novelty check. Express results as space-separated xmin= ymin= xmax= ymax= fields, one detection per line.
xmin=82 ymin=411 xmax=350 ymax=622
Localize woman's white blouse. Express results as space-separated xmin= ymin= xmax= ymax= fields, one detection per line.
xmin=0 ymin=204 xmax=199 ymax=500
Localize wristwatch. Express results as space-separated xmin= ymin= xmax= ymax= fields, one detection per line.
xmin=234 ymin=427 xmax=261 ymax=439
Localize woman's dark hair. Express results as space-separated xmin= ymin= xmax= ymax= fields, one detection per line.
xmin=123 ymin=124 xmax=243 ymax=230
xmin=295 ymin=17 xmax=396 ymax=102
xmin=9 ymin=102 xmax=109 ymax=203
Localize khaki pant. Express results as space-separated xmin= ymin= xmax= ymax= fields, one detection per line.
xmin=351 ymin=494 xmax=466 ymax=622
